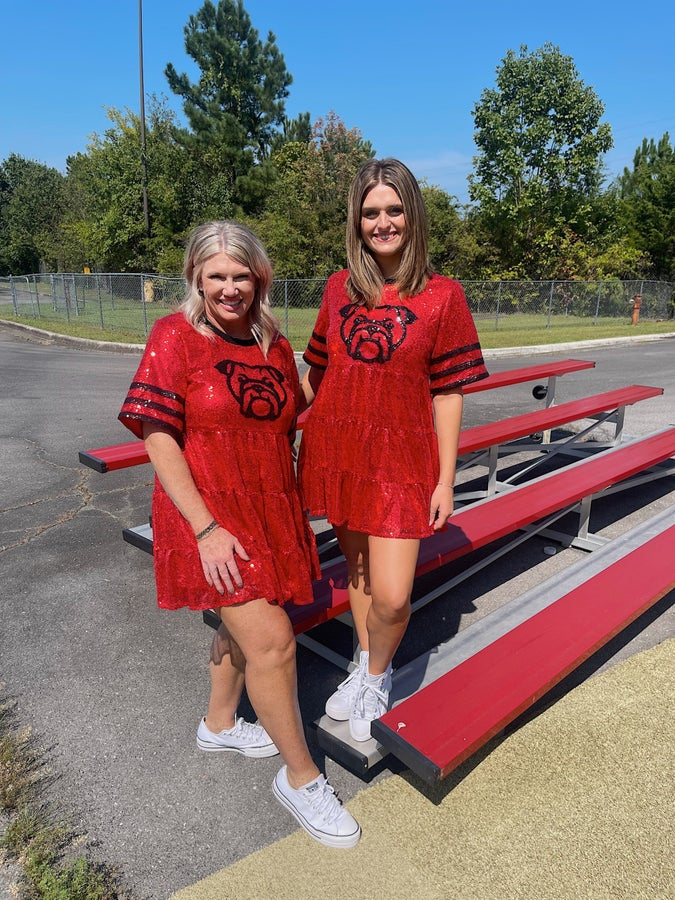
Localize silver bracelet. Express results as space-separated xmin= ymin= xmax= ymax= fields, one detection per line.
xmin=437 ymin=481 xmax=454 ymax=487
xmin=195 ymin=519 xmax=219 ymax=542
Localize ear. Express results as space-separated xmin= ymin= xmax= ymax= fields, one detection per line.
xmin=398 ymin=307 xmax=418 ymax=325
xmin=268 ymin=365 xmax=285 ymax=384
xmin=214 ymin=360 xmax=236 ymax=377
xmin=339 ymin=303 xmax=357 ymax=319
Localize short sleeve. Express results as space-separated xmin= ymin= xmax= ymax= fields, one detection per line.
xmin=118 ymin=316 xmax=188 ymax=440
xmin=302 ymin=289 xmax=330 ymax=370
xmin=429 ymin=281 xmax=489 ymax=394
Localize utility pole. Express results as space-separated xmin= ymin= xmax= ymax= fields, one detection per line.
xmin=138 ymin=0 xmax=150 ymax=238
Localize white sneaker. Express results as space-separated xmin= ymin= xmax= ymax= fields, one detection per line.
xmin=325 ymin=651 xmax=368 ymax=721
xmin=349 ymin=668 xmax=392 ymax=742
xmin=272 ymin=766 xmax=361 ymax=849
xmin=196 ymin=716 xmax=279 ymax=757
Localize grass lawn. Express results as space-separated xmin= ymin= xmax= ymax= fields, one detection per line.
xmin=2 ymin=303 xmax=674 ymax=350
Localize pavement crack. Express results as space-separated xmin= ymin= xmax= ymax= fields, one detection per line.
xmin=2 ymin=440 xmax=152 ymax=554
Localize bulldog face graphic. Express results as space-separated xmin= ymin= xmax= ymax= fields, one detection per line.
xmin=215 ymin=360 xmax=287 ymax=420
xmin=339 ymin=303 xmax=418 ymax=363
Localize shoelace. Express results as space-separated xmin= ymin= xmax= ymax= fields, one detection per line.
xmin=229 ymin=717 xmax=264 ymax=740
xmin=337 ymin=665 xmax=363 ymax=696
xmin=353 ymin=681 xmax=388 ymax=720
xmin=303 ymin=779 xmax=343 ymax=824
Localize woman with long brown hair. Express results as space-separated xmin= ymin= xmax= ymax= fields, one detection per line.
xmin=299 ymin=160 xmax=488 ymax=741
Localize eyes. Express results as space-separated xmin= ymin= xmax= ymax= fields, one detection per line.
xmin=361 ymin=206 xmax=404 ymax=220
xmin=354 ymin=315 xmax=394 ymax=331
xmin=207 ymin=273 xmax=253 ymax=284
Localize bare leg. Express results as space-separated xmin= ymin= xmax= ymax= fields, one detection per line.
xmin=333 ymin=525 xmax=371 ymax=652
xmin=217 ymin=598 xmax=319 ymax=789
xmin=204 ymin=621 xmax=246 ymax=733
xmin=366 ymin=536 xmax=419 ymax=675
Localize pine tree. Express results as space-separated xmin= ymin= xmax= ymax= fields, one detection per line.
xmin=165 ymin=0 xmax=298 ymax=214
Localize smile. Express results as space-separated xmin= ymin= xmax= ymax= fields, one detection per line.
xmin=219 ymin=298 xmax=245 ymax=309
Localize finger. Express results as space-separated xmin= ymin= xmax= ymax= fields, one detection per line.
xmin=234 ymin=540 xmax=250 ymax=561
xmin=222 ymin=570 xmax=235 ymax=595
xmin=202 ymin=561 xmax=214 ymax=588
xmin=210 ymin=568 xmax=226 ymax=596
xmin=228 ymin=560 xmax=244 ymax=589
xmin=434 ymin=507 xmax=453 ymax=530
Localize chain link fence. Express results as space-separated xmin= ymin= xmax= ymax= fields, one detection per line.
xmin=1 ymin=273 xmax=672 ymax=348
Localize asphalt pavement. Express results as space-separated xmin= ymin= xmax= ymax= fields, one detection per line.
xmin=1 ymin=320 xmax=673 ymax=898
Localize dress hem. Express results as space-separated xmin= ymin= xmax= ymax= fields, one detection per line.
xmin=306 ymin=508 xmax=435 ymax=540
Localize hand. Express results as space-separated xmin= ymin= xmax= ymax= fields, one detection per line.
xmin=196 ymin=526 xmax=250 ymax=596
xmin=429 ymin=483 xmax=454 ymax=531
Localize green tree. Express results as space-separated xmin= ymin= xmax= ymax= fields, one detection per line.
xmin=165 ymin=0 xmax=303 ymax=215
xmin=421 ymin=184 xmax=480 ymax=280
xmin=614 ymin=133 xmax=675 ymax=280
xmin=253 ymin=112 xmax=374 ymax=277
xmin=469 ymin=44 xmax=613 ymax=278
xmin=0 ymin=155 xmax=67 ymax=274
xmin=66 ymin=99 xmax=211 ymax=272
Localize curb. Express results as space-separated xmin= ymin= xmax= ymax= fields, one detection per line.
xmin=480 ymin=331 xmax=675 ymax=358
xmin=2 ymin=316 xmax=675 ymax=359
xmin=0 ymin=318 xmax=145 ymax=353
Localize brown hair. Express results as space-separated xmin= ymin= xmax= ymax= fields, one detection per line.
xmin=346 ymin=158 xmax=433 ymax=307
xmin=180 ymin=221 xmax=279 ymax=356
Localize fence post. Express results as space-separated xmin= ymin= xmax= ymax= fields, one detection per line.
xmin=495 ymin=281 xmax=501 ymax=330
xmin=22 ymin=276 xmax=31 ymax=316
xmin=72 ymin=275 xmax=80 ymax=317
xmin=546 ymin=281 xmax=554 ymax=328
xmin=594 ymin=282 xmax=602 ymax=325
xmin=141 ymin=275 xmax=149 ymax=336
xmin=96 ymin=274 xmax=104 ymax=328
xmin=31 ymin=275 xmax=39 ymax=317
xmin=10 ymin=276 xmax=18 ymax=314
xmin=284 ymin=280 xmax=289 ymax=338
xmin=62 ymin=275 xmax=71 ymax=323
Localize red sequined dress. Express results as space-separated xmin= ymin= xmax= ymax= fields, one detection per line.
xmin=298 ymin=270 xmax=489 ymax=538
xmin=119 ymin=313 xmax=319 ymax=610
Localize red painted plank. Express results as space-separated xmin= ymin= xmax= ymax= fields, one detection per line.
xmin=458 ymin=385 xmax=662 ymax=455
xmin=376 ymin=525 xmax=675 ymax=778
xmin=416 ymin=427 xmax=675 ymax=575
xmin=463 ymin=359 xmax=595 ymax=394
xmin=79 ymin=441 xmax=149 ymax=472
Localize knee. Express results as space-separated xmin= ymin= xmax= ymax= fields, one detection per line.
xmin=250 ymin=626 xmax=296 ymax=670
xmin=371 ymin=591 xmax=411 ymax=626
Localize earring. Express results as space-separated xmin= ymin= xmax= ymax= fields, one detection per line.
xmin=198 ymin=289 xmax=204 ymax=298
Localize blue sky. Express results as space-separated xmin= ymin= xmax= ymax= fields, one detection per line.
xmin=1 ymin=0 xmax=673 ymax=203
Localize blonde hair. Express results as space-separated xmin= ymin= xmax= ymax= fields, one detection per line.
xmin=346 ymin=158 xmax=433 ymax=308
xmin=180 ymin=221 xmax=279 ymax=356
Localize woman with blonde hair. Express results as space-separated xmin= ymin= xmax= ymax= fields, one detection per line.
xmin=299 ymin=160 xmax=488 ymax=741
xmin=119 ymin=221 xmax=360 ymax=848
